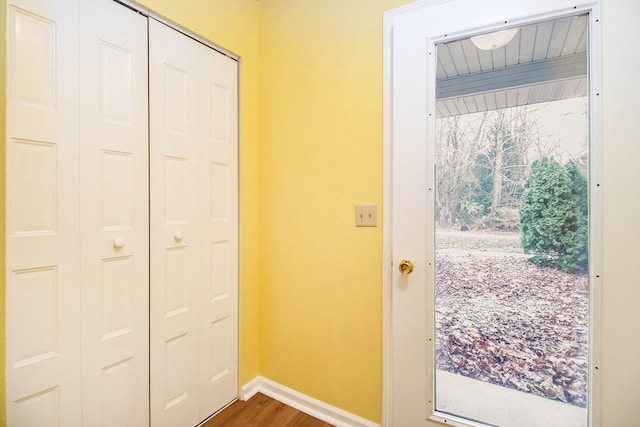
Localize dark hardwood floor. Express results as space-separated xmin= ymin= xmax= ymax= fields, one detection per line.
xmin=202 ymin=393 xmax=335 ymax=427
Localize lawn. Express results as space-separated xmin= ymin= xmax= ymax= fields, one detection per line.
xmin=435 ymin=230 xmax=589 ymax=407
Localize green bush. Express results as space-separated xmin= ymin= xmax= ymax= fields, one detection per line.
xmin=519 ymin=158 xmax=588 ymax=273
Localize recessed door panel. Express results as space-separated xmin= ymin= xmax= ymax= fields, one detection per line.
xmin=101 ymin=358 xmax=135 ymax=427
xmin=163 ymin=65 xmax=188 ymax=134
xmin=164 ymin=247 xmax=189 ymax=317
xmin=100 ymin=257 xmax=134 ymax=338
xmin=209 ymin=83 xmax=229 ymax=142
xmin=210 ymin=241 xmax=229 ymax=300
xmin=164 ymin=333 xmax=191 ymax=408
xmin=210 ymin=163 xmax=229 ymax=220
xmin=101 ymin=151 xmax=134 ymax=230
xmin=165 ymin=157 xmax=188 ymax=224
xmin=9 ymin=7 xmax=56 ymax=110
xmin=99 ymin=41 xmax=133 ymax=125
xmin=12 ymin=267 xmax=59 ymax=366
xmin=14 ymin=387 xmax=60 ymax=427
xmin=208 ymin=317 xmax=230 ymax=380
xmin=11 ymin=139 xmax=57 ymax=235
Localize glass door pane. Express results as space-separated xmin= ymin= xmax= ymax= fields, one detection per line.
xmin=434 ymin=14 xmax=590 ymax=427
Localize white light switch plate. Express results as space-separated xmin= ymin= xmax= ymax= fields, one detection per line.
xmin=355 ymin=204 xmax=377 ymax=227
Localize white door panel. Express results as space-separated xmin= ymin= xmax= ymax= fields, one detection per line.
xmin=79 ymin=0 xmax=149 ymax=425
xmin=149 ymin=19 xmax=200 ymax=427
xmin=6 ymin=0 xmax=81 ymax=426
xmin=150 ymin=19 xmax=239 ymax=426
xmin=198 ymin=43 xmax=239 ymax=420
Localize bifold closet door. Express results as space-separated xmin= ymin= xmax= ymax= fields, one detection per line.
xmin=79 ymin=0 xmax=149 ymax=425
xmin=149 ymin=19 xmax=239 ymax=426
xmin=6 ymin=0 xmax=81 ymax=424
xmin=6 ymin=0 xmax=149 ymax=425
xmin=6 ymin=2 xmax=236 ymax=425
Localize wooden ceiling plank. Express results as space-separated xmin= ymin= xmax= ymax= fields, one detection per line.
xmin=547 ymin=17 xmax=573 ymax=58
xmin=436 ymin=53 xmax=587 ymax=99
xmin=561 ymin=14 xmax=588 ymax=56
xmin=532 ymin=20 xmax=554 ymax=61
xmin=461 ymin=39 xmax=482 ymax=74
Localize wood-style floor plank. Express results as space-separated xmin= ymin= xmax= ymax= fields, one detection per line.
xmin=202 ymin=393 xmax=335 ymax=427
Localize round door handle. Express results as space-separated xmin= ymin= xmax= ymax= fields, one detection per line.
xmin=399 ymin=259 xmax=414 ymax=275
xmin=174 ymin=231 xmax=184 ymax=241
xmin=114 ymin=238 xmax=125 ymax=249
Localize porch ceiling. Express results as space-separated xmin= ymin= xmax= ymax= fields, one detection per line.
xmin=436 ymin=14 xmax=588 ymax=117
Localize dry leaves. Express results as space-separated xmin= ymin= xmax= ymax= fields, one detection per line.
xmin=435 ymin=244 xmax=589 ymax=407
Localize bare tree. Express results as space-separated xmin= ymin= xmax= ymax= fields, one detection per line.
xmin=436 ymin=106 xmax=538 ymax=229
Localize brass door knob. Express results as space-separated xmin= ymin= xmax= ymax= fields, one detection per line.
xmin=399 ymin=259 xmax=414 ymax=275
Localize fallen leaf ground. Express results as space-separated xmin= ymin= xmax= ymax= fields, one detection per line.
xmin=435 ymin=231 xmax=589 ymax=407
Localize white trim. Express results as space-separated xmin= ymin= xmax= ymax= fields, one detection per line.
xmin=239 ymin=376 xmax=262 ymax=401
xmin=240 ymin=377 xmax=381 ymax=427
xmin=113 ymin=0 xmax=240 ymax=60
xmin=381 ymin=9 xmax=395 ymax=427
xmin=586 ymin=4 xmax=602 ymax=427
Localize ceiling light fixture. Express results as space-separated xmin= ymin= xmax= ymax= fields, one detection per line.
xmin=470 ymin=28 xmax=519 ymax=50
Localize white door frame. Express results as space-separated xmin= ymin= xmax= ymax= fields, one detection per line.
xmin=382 ymin=1 xmax=602 ymax=426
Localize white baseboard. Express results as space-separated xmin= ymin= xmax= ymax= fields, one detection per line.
xmin=240 ymin=376 xmax=380 ymax=427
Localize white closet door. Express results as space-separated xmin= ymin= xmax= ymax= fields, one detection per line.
xmin=5 ymin=0 xmax=81 ymax=426
xmin=79 ymin=0 xmax=149 ymax=425
xmin=149 ymin=19 xmax=201 ymax=427
xmin=149 ymin=19 xmax=239 ymax=426
xmin=198 ymin=42 xmax=239 ymax=420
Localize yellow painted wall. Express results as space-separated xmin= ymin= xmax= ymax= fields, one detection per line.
xmin=258 ymin=0 xmax=413 ymax=422
xmin=135 ymin=0 xmax=262 ymax=388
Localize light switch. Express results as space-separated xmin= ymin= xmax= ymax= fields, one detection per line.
xmin=355 ymin=204 xmax=377 ymax=227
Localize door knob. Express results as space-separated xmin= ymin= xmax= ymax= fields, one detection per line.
xmin=399 ymin=259 xmax=414 ymax=275
xmin=174 ymin=231 xmax=184 ymax=241
xmin=114 ymin=238 xmax=125 ymax=249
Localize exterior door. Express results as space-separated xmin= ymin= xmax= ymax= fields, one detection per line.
xmin=386 ymin=0 xmax=600 ymax=426
xmin=5 ymin=0 xmax=81 ymax=425
xmin=79 ymin=0 xmax=149 ymax=425
xmin=149 ymin=18 xmax=239 ymax=425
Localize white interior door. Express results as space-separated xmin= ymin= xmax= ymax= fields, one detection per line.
xmin=6 ymin=4 xmax=237 ymax=424
xmin=149 ymin=18 xmax=239 ymax=426
xmin=79 ymin=0 xmax=149 ymax=425
xmin=5 ymin=0 xmax=81 ymax=425
xmin=149 ymin=18 xmax=201 ymax=427
xmin=386 ymin=0 xmax=598 ymax=426
xmin=197 ymin=41 xmax=239 ymax=421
